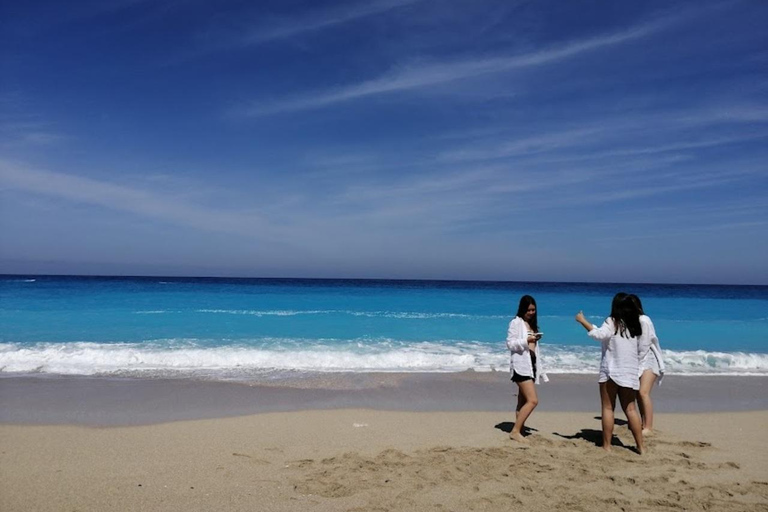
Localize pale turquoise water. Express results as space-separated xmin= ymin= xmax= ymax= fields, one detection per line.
xmin=1 ymin=275 xmax=766 ymax=379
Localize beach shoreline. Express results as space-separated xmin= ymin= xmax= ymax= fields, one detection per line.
xmin=2 ymin=373 xmax=767 ymax=511
xmin=1 ymin=372 xmax=767 ymax=426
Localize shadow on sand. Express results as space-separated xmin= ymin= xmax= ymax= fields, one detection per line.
xmin=553 ymin=428 xmax=640 ymax=454
xmin=494 ymin=422 xmax=538 ymax=437
xmin=594 ymin=415 xmax=628 ymax=426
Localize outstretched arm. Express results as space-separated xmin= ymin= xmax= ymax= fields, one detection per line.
xmin=577 ymin=312 xmax=613 ymax=342
xmin=575 ymin=311 xmax=594 ymax=332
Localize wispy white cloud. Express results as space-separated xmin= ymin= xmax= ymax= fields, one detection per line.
xmin=0 ymin=161 xmax=276 ymax=240
xmin=0 ymin=123 xmax=64 ymax=147
xmin=238 ymin=12 xmax=686 ymax=116
xmin=303 ymin=144 xmax=765 ymax=235
xmin=172 ymin=0 xmax=425 ymax=64
xmin=590 ymin=219 xmax=768 ymax=244
xmin=440 ymin=128 xmax=605 ymax=162
xmin=446 ymin=131 xmax=768 ymax=165
xmin=238 ymin=0 xmax=425 ymax=45
xmin=6 ymin=0 xmax=160 ymax=36
xmin=437 ymin=106 xmax=768 ymax=164
xmin=0 ymin=93 xmax=66 ymax=149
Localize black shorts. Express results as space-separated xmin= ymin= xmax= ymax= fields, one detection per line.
xmin=511 ymin=352 xmax=537 ymax=383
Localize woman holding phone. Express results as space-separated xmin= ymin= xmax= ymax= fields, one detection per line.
xmin=506 ymin=295 xmax=548 ymax=442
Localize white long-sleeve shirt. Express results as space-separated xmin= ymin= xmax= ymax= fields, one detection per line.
xmin=638 ymin=314 xmax=665 ymax=380
xmin=506 ymin=316 xmax=549 ymax=385
xmin=587 ymin=316 xmax=653 ymax=390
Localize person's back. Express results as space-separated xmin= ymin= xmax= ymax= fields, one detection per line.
xmin=592 ymin=317 xmax=641 ymax=390
xmin=576 ymin=292 xmax=646 ymax=454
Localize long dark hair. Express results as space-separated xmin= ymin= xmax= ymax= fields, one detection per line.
xmin=628 ymin=294 xmax=644 ymax=315
xmin=516 ymin=295 xmax=538 ymax=332
xmin=610 ymin=292 xmax=642 ymax=338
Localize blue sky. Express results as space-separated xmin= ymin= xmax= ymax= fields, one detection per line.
xmin=1 ymin=0 xmax=767 ymax=284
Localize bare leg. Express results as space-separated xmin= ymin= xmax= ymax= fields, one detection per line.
xmin=510 ymin=380 xmax=538 ymax=442
xmin=599 ymin=381 xmax=618 ymax=451
xmin=618 ymin=386 xmax=645 ymax=455
xmin=515 ymin=388 xmax=525 ymax=422
xmin=638 ymin=370 xmax=657 ymax=435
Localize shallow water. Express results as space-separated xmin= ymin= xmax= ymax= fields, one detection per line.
xmin=1 ymin=275 xmax=766 ymax=379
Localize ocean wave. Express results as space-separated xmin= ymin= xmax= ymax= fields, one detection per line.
xmin=0 ymin=341 xmax=766 ymax=378
xmin=133 ymin=309 xmax=509 ymax=320
xmin=0 ymin=340 xmax=492 ymax=375
xmin=131 ymin=309 xmax=622 ymax=321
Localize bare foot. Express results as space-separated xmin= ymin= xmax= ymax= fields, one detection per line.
xmin=509 ymin=432 xmax=528 ymax=443
xmin=642 ymin=428 xmax=654 ymax=437
xmin=637 ymin=445 xmax=646 ymax=455
xmin=601 ymin=445 xmax=612 ymax=453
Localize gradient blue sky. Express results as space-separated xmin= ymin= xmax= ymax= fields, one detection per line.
xmin=1 ymin=0 xmax=767 ymax=284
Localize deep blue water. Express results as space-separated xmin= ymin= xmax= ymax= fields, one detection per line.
xmin=1 ymin=275 xmax=766 ymax=379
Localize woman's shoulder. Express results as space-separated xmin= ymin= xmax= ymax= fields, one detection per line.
xmin=509 ymin=316 xmax=523 ymax=325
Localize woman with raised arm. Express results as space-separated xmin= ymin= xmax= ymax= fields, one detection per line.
xmin=629 ymin=294 xmax=665 ymax=436
xmin=506 ymin=295 xmax=548 ymax=442
xmin=575 ymin=293 xmax=645 ymax=454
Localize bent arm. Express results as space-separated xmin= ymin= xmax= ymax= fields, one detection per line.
xmin=506 ymin=319 xmax=527 ymax=353
xmin=575 ymin=311 xmax=594 ymax=332
xmin=576 ymin=311 xmax=613 ymax=342
xmin=585 ymin=317 xmax=614 ymax=342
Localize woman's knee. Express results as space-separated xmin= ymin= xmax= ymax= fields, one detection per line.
xmin=638 ymin=389 xmax=651 ymax=400
xmin=620 ymin=398 xmax=638 ymax=413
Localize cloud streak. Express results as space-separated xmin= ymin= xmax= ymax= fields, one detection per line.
xmin=0 ymin=161 xmax=276 ymax=240
xmin=238 ymin=12 xmax=686 ymax=116
xmin=438 ymin=104 xmax=768 ymax=164
xmin=171 ymin=0 xmax=425 ymax=64
xmin=239 ymin=0 xmax=424 ymax=45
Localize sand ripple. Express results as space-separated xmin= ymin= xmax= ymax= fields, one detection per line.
xmin=288 ymin=434 xmax=767 ymax=511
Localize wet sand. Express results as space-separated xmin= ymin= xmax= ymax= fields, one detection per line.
xmin=1 ymin=373 xmax=767 ymax=425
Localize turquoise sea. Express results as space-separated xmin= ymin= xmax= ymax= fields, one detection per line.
xmin=1 ymin=275 xmax=766 ymax=380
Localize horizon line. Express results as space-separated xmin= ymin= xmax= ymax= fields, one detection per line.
xmin=1 ymin=272 xmax=765 ymax=288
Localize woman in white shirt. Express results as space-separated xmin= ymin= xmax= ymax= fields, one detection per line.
xmin=629 ymin=294 xmax=665 ymax=436
xmin=506 ymin=295 xmax=548 ymax=442
xmin=575 ymin=293 xmax=645 ymax=454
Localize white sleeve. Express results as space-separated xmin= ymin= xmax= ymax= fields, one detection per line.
xmin=506 ymin=318 xmax=527 ymax=354
xmin=587 ymin=319 xmax=614 ymax=342
xmin=646 ymin=317 xmax=665 ymax=374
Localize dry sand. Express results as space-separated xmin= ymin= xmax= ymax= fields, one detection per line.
xmin=2 ymin=409 xmax=767 ymax=511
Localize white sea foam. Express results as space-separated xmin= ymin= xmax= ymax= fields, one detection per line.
xmin=134 ymin=309 xmax=603 ymax=320
xmin=191 ymin=309 xmax=507 ymax=319
xmin=1 ymin=341 xmax=766 ymax=379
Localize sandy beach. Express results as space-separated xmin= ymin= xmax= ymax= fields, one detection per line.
xmin=1 ymin=375 xmax=767 ymax=511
